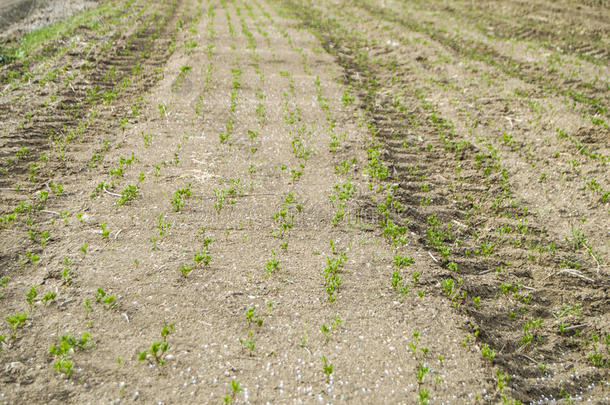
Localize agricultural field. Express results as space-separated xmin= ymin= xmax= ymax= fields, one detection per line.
xmin=0 ymin=0 xmax=608 ymax=403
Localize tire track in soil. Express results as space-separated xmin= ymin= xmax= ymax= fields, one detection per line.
xmin=352 ymin=0 xmax=609 ymax=119
xmin=0 ymin=0 xmax=182 ymax=217
xmin=405 ymin=0 xmax=610 ymax=64
xmin=337 ymin=1 xmax=609 ymax=266
xmin=0 ymin=0 xmax=173 ymax=170
xmin=0 ymin=0 xmax=494 ymax=402
xmin=0 ymin=0 xmax=185 ymax=349
xmin=278 ymin=0 xmax=609 ymax=402
xmin=0 ymin=3 xmax=183 ymax=296
xmin=0 ymin=0 xmax=189 ymax=400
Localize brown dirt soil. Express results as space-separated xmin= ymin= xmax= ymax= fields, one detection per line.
xmin=0 ymin=0 xmax=100 ymax=35
xmin=0 ymin=0 xmax=608 ymax=404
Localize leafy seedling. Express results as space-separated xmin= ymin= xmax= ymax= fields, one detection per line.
xmin=49 ymin=332 xmax=93 ymax=376
xmin=6 ymin=312 xmax=27 ymax=338
xmin=320 ymin=355 xmax=333 ymax=382
xmin=138 ymin=323 xmax=175 ymax=366
xmin=95 ymin=288 xmax=116 ymax=309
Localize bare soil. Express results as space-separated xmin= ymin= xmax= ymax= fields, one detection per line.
xmin=0 ymin=0 xmax=100 ymax=36
xmin=0 ymin=0 xmax=608 ymax=404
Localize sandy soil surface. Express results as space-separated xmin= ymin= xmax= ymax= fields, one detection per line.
xmin=0 ymin=0 xmax=99 ymax=36
xmin=0 ymin=0 xmax=608 ymax=404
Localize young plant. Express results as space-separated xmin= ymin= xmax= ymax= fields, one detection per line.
xmin=239 ymin=330 xmax=256 ymax=355
xmin=172 ymin=186 xmax=192 ymax=212
xmin=179 ymin=264 xmax=193 ymax=277
xmin=95 ymin=288 xmax=116 ymax=309
xmin=265 ymin=251 xmax=279 ymax=275
xmin=42 ymin=291 xmax=57 ymax=304
xmin=138 ymin=324 xmax=175 ymax=366
xmin=26 ymin=285 xmax=38 ymax=309
xmin=0 ymin=276 xmax=8 ymax=299
xmin=320 ymin=355 xmax=333 ymax=382
xmin=99 ymin=223 xmax=110 ymax=240
xmin=49 ymin=332 xmax=93 ymax=376
xmin=6 ymin=312 xmax=27 ymax=338
xmin=245 ymin=307 xmax=264 ymax=327
xmin=223 ymin=379 xmax=243 ymax=404
xmin=116 ymin=185 xmax=138 ymax=206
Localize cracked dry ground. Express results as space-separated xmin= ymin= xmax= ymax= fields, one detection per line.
xmin=0 ymin=0 xmax=608 ymax=404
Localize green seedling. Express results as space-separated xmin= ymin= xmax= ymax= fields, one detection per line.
xmin=157 ymin=215 xmax=171 ymax=238
xmin=172 ymin=186 xmax=192 ymax=211
xmin=0 ymin=276 xmax=8 ymax=299
xmin=95 ymin=288 xmax=116 ymax=309
xmin=80 ymin=241 xmax=88 ymax=256
xmin=83 ymin=299 xmax=93 ymax=315
xmin=26 ymin=285 xmax=38 ymax=309
xmin=158 ymin=103 xmax=167 ymax=117
xmin=99 ymin=223 xmax=110 ymax=240
xmin=393 ymin=255 xmax=414 ymax=268
xmin=320 ymin=355 xmax=333 ymax=381
xmin=60 ymin=257 xmax=71 ymax=284
xmin=180 ymin=264 xmax=193 ymax=276
xmin=6 ymin=312 xmax=27 ymax=337
xmin=138 ymin=323 xmax=175 ymax=365
xmin=42 ymin=291 xmax=57 ymax=303
xmin=245 ymin=307 xmax=263 ymax=327
xmin=418 ymin=389 xmax=430 ymax=405
xmin=391 ymin=270 xmax=409 ymax=296
xmin=223 ymin=379 xmax=243 ymax=404
xmin=49 ymin=182 xmax=64 ymax=195
xmin=49 ymin=332 xmax=93 ymax=376
xmin=213 ymin=188 xmax=226 ymax=213
xmin=231 ymin=379 xmax=243 ymax=397
xmin=117 ymin=185 xmax=137 ymax=205
xmin=265 ymin=251 xmax=279 ymax=275
xmin=481 ymin=343 xmax=495 ymax=362
xmin=239 ymin=330 xmax=256 ymax=355
xmin=416 ymin=363 xmax=429 ymax=383
xmin=142 ymin=132 xmax=154 ymax=147
xmin=193 ymin=245 xmax=211 ymax=266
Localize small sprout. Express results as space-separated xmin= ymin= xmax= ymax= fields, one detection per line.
xmin=481 ymin=343 xmax=496 ymax=362
xmin=180 ymin=264 xmax=193 ymax=276
xmin=320 ymin=355 xmax=333 ymax=381
xmin=239 ymin=330 xmax=256 ymax=354
xmin=95 ymin=288 xmax=116 ymax=309
xmin=117 ymin=185 xmax=138 ymax=206
xmin=62 ymin=257 xmax=72 ymax=284
xmin=265 ymin=251 xmax=279 ymax=275
xmin=172 ymin=186 xmax=192 ymax=211
xmin=418 ymin=389 xmax=430 ymax=405
xmin=6 ymin=311 xmax=27 ymax=332
xmin=416 ymin=363 xmax=429 ymax=383
xmin=26 ymin=285 xmax=38 ymax=309
xmin=42 ymin=291 xmax=57 ymax=304
xmin=99 ymin=223 xmax=110 ymax=240
xmin=49 ymin=332 xmax=93 ymax=376
xmin=321 ymin=323 xmax=331 ymax=341
xmin=139 ymin=324 xmax=174 ymax=365
xmin=231 ymin=379 xmax=242 ymax=396
xmin=83 ymin=299 xmax=93 ymax=314
xmin=80 ymin=241 xmax=89 ymax=256
xmin=393 ymin=255 xmax=414 ymax=268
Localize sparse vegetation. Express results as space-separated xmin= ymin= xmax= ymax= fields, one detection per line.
xmin=0 ymin=0 xmax=606 ymax=403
